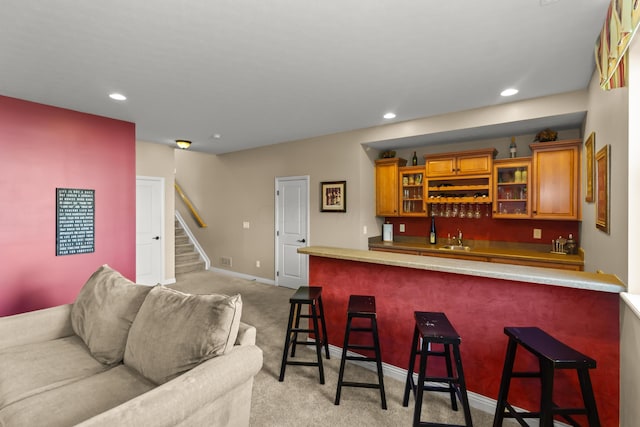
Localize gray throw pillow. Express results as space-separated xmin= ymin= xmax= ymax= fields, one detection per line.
xmin=71 ymin=265 xmax=152 ymax=365
xmin=124 ymin=286 xmax=242 ymax=384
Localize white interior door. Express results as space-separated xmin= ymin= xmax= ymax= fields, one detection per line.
xmin=136 ymin=176 xmax=164 ymax=285
xmin=276 ymin=176 xmax=309 ymax=289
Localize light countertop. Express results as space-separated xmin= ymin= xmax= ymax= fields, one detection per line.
xmin=299 ymin=245 xmax=625 ymax=294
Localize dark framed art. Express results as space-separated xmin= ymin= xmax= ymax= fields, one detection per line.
xmin=595 ymin=144 xmax=610 ymax=234
xmin=320 ymin=181 xmax=346 ymax=212
xmin=585 ymin=132 xmax=595 ymax=203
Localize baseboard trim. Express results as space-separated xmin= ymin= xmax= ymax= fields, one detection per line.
xmin=210 ymin=267 xmax=276 ymax=286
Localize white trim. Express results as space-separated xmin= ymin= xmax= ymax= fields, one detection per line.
xmin=175 ymin=210 xmax=211 ymax=269
xmin=274 ymin=175 xmax=310 ymax=287
xmin=210 ymin=267 xmax=276 ymax=286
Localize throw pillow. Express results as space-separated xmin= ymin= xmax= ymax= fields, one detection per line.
xmin=71 ymin=265 xmax=152 ymax=365
xmin=123 ymin=286 xmax=242 ymax=384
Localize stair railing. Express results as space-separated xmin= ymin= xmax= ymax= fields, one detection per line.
xmin=175 ymin=182 xmax=207 ymax=228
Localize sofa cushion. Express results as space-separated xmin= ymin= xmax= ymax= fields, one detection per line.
xmin=0 ymin=364 xmax=155 ymax=427
xmin=0 ymin=335 xmax=110 ymax=409
xmin=124 ymin=286 xmax=242 ymax=384
xmin=71 ymin=264 xmax=152 ymax=365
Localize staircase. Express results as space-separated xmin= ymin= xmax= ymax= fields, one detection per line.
xmin=175 ymin=220 xmax=206 ymax=274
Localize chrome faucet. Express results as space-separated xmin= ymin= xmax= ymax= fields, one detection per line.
xmin=456 ymin=229 xmax=463 ymax=246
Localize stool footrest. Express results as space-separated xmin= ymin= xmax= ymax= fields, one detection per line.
xmin=346 ymin=344 xmax=375 ymax=351
xmin=345 ymin=355 xmax=377 ymax=362
xmin=286 ymin=361 xmax=320 ymax=367
xmin=340 ymin=381 xmax=383 ymax=389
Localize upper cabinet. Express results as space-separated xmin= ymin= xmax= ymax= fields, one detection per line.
xmin=425 ymin=148 xmax=497 ymax=177
xmin=530 ymin=140 xmax=581 ymax=220
xmin=493 ymin=158 xmax=532 ymax=218
xmin=375 ymin=157 xmax=407 ymax=216
xmin=399 ymin=166 xmax=426 ymax=216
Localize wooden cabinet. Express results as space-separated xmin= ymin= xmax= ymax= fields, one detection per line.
xmin=399 ymin=166 xmax=426 ymax=216
xmin=530 ymin=140 xmax=581 ymax=220
xmin=493 ymin=158 xmax=531 ymax=218
xmin=375 ymin=157 xmax=407 ymax=216
xmin=425 ymin=148 xmax=496 ymax=177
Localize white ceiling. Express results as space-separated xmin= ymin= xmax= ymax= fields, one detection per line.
xmin=0 ymin=0 xmax=609 ymax=154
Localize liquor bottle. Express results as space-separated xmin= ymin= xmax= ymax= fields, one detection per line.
xmin=509 ymin=137 xmax=517 ymax=158
xmin=412 ymin=151 xmax=418 ymax=166
xmin=429 ymin=215 xmax=437 ymax=244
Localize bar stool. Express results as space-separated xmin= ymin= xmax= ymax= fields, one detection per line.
xmin=334 ymin=295 xmax=387 ymax=409
xmin=493 ymin=327 xmax=600 ymax=427
xmin=402 ymin=311 xmax=473 ymax=427
xmin=278 ymin=286 xmax=330 ymax=384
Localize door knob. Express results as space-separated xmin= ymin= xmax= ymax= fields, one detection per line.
xmin=297 ymin=238 xmax=306 ymax=243
xmin=152 ymin=236 xmax=160 ymax=240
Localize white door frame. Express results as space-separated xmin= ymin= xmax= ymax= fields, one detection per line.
xmin=274 ymin=176 xmax=310 ymax=287
xmin=136 ymin=176 xmax=165 ymax=285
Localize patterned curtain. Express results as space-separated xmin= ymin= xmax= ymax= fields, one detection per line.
xmin=595 ymin=0 xmax=640 ymax=89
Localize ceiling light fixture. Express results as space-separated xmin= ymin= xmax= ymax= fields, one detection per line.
xmin=383 ymin=112 xmax=396 ymax=119
xmin=175 ymin=139 xmax=192 ymax=149
xmin=109 ymin=93 xmax=127 ymax=101
xmin=500 ymin=88 xmax=519 ymax=97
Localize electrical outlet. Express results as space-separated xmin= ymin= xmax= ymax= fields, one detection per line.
xmin=243 ymin=221 xmax=250 ymax=229
xmin=221 ymin=256 xmax=232 ymax=266
xmin=399 ymin=224 xmax=405 ymax=233
xmin=256 ymin=260 xmax=260 ymax=268
xmin=533 ymin=228 xmax=542 ymax=239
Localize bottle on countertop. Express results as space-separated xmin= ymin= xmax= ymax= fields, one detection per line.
xmin=429 ymin=215 xmax=437 ymax=244
xmin=565 ymin=234 xmax=577 ymax=255
xmin=412 ymin=151 xmax=418 ymax=166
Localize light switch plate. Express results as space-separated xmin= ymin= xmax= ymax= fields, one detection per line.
xmin=533 ymin=228 xmax=542 ymax=239
xmin=243 ymin=221 xmax=250 ymax=229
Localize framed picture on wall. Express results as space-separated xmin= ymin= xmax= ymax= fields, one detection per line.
xmin=595 ymin=144 xmax=610 ymax=234
xmin=320 ymin=181 xmax=346 ymax=212
xmin=585 ymin=132 xmax=595 ymax=203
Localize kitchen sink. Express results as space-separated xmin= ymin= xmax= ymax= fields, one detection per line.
xmin=438 ymin=245 xmax=472 ymax=251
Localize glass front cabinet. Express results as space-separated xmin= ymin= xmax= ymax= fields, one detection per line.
xmin=399 ymin=166 xmax=426 ymax=216
xmin=493 ymin=158 xmax=531 ymax=218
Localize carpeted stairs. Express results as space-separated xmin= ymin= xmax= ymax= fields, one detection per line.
xmin=175 ymin=220 xmax=206 ymax=274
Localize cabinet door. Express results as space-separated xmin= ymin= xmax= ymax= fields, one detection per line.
xmin=457 ymin=153 xmax=493 ymax=175
xmin=532 ymin=141 xmax=580 ymax=220
xmin=493 ymin=159 xmax=531 ymax=219
xmin=399 ymin=167 xmax=425 ymax=216
xmin=375 ymin=158 xmax=406 ymax=216
xmin=425 ymin=157 xmax=456 ymax=177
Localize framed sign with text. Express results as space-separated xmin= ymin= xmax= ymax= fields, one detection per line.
xmin=56 ymin=188 xmax=95 ymax=255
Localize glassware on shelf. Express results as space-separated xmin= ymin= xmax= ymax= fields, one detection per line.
xmin=474 ymin=204 xmax=481 ymax=219
xmin=466 ymin=204 xmax=474 ymax=218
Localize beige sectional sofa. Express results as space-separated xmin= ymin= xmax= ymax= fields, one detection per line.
xmin=0 ymin=265 xmax=263 ymax=427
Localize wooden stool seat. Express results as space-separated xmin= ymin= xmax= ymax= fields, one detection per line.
xmin=335 ymin=295 xmax=387 ymax=409
xmin=493 ymin=327 xmax=600 ymax=427
xmin=402 ymin=312 xmax=473 ymax=427
xmin=278 ymin=286 xmax=330 ymax=384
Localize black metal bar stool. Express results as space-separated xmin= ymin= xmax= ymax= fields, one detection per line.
xmin=278 ymin=286 xmax=330 ymax=384
xmin=334 ymin=295 xmax=387 ymax=409
xmin=402 ymin=311 xmax=473 ymax=427
xmin=493 ymin=326 xmax=600 ymax=427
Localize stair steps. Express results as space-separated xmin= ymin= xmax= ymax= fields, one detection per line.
xmin=175 ymin=220 xmax=205 ymax=274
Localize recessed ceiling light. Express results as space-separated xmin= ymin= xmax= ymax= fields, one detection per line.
xmin=109 ymin=93 xmax=127 ymax=101
xmin=383 ymin=112 xmax=396 ymax=119
xmin=500 ymin=88 xmax=519 ymax=97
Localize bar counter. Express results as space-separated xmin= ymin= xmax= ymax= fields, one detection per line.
xmin=299 ymin=245 xmax=624 ymax=425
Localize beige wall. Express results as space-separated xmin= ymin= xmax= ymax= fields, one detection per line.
xmin=135 ymin=140 xmax=176 ymax=282
xmin=582 ymin=66 xmax=629 ymax=283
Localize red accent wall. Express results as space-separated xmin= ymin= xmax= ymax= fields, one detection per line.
xmin=384 ymin=216 xmax=580 ymax=245
xmin=0 ymin=95 xmax=136 ymax=316
xmin=310 ymin=256 xmax=619 ymax=425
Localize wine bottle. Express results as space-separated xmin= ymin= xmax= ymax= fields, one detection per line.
xmin=429 ymin=215 xmax=437 ymax=244
xmin=412 ymin=151 xmax=418 ymax=166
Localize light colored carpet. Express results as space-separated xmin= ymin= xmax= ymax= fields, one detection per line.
xmin=171 ymin=270 xmax=504 ymax=427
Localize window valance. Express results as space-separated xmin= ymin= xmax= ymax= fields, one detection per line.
xmin=595 ymin=0 xmax=640 ymax=89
